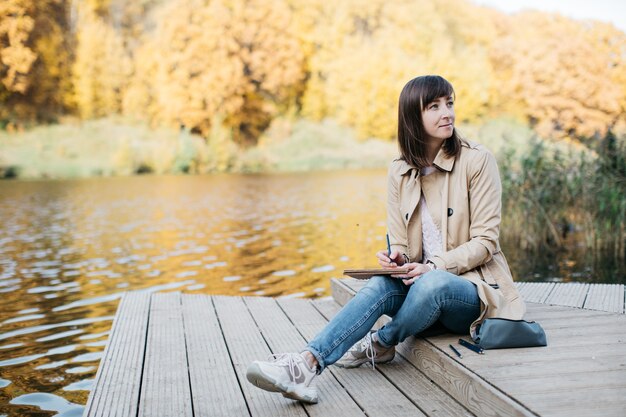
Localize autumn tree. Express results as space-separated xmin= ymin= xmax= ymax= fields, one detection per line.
xmin=294 ymin=0 xmax=498 ymax=140
xmin=0 ymin=0 xmax=72 ymax=123
xmin=489 ymin=11 xmax=626 ymax=142
xmin=142 ymin=0 xmax=304 ymax=146
xmin=121 ymin=40 xmax=159 ymax=122
xmin=72 ymin=3 xmax=131 ymax=118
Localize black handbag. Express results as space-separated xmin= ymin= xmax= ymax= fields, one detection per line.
xmin=474 ymin=318 xmax=547 ymax=349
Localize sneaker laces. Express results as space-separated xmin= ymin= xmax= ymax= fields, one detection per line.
xmin=268 ymin=353 xmax=305 ymax=382
xmin=361 ymin=332 xmax=377 ymax=370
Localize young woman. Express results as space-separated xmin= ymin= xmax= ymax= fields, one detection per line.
xmin=246 ymin=75 xmax=526 ymax=404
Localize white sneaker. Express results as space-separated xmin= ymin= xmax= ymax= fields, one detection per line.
xmin=334 ymin=331 xmax=395 ymax=369
xmin=246 ymin=352 xmax=318 ymax=403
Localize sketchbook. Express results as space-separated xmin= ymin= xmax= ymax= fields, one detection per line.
xmin=343 ymin=267 xmax=410 ymax=280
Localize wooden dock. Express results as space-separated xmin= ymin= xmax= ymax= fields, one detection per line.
xmin=84 ymin=281 xmax=626 ymax=417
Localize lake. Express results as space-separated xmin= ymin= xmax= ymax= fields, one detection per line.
xmin=0 ymin=171 xmax=622 ymax=416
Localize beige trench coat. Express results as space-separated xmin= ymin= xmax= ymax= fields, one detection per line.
xmin=387 ymin=140 xmax=526 ymax=338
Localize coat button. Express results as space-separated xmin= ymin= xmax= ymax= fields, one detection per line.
xmin=405 ymin=213 xmax=409 ymax=220
xmin=448 ymin=208 xmax=453 ymax=217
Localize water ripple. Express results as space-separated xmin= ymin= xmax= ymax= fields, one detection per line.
xmin=3 ymin=314 xmax=46 ymax=324
xmin=0 ymin=315 xmax=115 ymax=341
xmin=272 ymin=270 xmax=296 ymax=277
xmin=10 ymin=393 xmax=84 ymax=417
xmin=28 ymin=282 xmax=80 ymax=294
xmin=311 ymin=265 xmax=335 ymax=273
xmin=36 ymin=329 xmax=84 ymax=342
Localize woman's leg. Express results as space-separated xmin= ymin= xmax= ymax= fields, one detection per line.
xmin=305 ymin=275 xmax=407 ymax=372
xmin=376 ymin=270 xmax=480 ymax=348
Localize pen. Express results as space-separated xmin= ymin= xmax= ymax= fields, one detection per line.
xmin=449 ymin=344 xmax=463 ymax=359
xmin=386 ymin=233 xmax=392 ymax=262
xmin=459 ymin=338 xmax=484 ymax=354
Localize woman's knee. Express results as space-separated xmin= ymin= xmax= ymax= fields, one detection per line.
xmin=361 ymin=275 xmax=401 ymax=298
xmin=411 ymin=270 xmax=453 ymax=296
xmin=409 ymin=271 xmax=478 ymax=306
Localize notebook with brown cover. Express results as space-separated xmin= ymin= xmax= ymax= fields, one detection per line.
xmin=342 ymin=267 xmax=410 ymax=280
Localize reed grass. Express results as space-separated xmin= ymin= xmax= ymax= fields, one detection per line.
xmin=498 ymin=133 xmax=625 ymax=260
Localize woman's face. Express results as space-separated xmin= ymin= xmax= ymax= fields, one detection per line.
xmin=421 ymin=95 xmax=455 ymax=142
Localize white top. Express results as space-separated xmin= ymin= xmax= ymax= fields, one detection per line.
xmin=420 ymin=166 xmax=442 ymax=262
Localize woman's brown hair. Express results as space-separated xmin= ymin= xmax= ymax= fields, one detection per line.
xmin=397 ymin=75 xmax=462 ymax=168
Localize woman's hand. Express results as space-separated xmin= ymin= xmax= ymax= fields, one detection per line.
xmin=376 ymin=249 xmax=405 ymax=268
xmin=392 ymin=262 xmax=432 ymax=285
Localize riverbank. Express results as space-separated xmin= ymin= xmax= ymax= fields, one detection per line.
xmin=0 ymin=116 xmax=542 ymax=180
xmin=0 ymin=117 xmax=400 ymax=179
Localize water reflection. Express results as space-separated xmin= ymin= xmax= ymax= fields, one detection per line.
xmin=0 ymin=171 xmax=622 ymax=416
xmin=10 ymin=392 xmax=83 ymax=416
xmin=0 ymin=172 xmax=388 ymax=415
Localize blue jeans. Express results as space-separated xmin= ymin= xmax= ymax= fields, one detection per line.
xmin=305 ymin=270 xmax=480 ymax=373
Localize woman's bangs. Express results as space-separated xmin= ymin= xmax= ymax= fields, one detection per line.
xmin=421 ymin=78 xmax=454 ymax=109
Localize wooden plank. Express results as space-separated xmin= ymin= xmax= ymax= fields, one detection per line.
xmin=271 ymin=297 xmax=426 ymax=417
xmin=181 ymin=295 xmax=249 ymax=416
xmin=542 ymin=403 xmax=626 ymax=417
xmin=394 ymin=337 xmax=535 ymax=417
xmin=584 ymin=284 xmax=625 ymax=314
xmin=212 ymin=296 xmax=307 ymax=417
xmin=544 ymin=283 xmax=590 ymax=308
xmin=531 ymin=313 xmax=625 ymax=329
xmin=421 ymin=312 xmax=626 ymax=414
xmin=309 ymin=298 xmax=474 ymax=417
xmin=426 ymin=325 xmax=625 ymax=361
xmin=432 ymin=339 xmax=624 ymax=368
xmin=517 ymin=283 xmax=556 ymax=304
xmin=490 ymin=369 xmax=626 ymax=393
xmin=475 ymin=354 xmax=626 ymax=379
xmin=84 ymin=292 xmax=151 ymax=417
xmin=243 ymin=296 xmax=366 ymax=417
xmin=514 ymin=386 xmax=626 ymax=414
xmin=138 ymin=292 xmax=192 ymax=417
xmin=337 ymin=278 xmax=366 ymax=295
xmin=524 ymin=305 xmax=613 ymax=320
xmin=330 ymin=278 xmax=358 ymax=307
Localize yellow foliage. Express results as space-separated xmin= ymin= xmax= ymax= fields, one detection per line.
xmin=0 ymin=1 xmax=36 ymax=94
xmin=298 ymin=0 xmax=496 ymax=140
xmin=0 ymin=0 xmax=73 ymax=122
xmin=73 ymin=6 xmax=132 ymax=118
xmin=490 ymin=11 xmax=626 ymax=140
xmin=122 ymin=40 xmax=159 ymax=121
xmin=83 ymin=0 xmax=111 ymax=17
xmin=1 ymin=0 xmax=624 ymax=147
xmin=145 ymin=0 xmax=304 ymax=145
